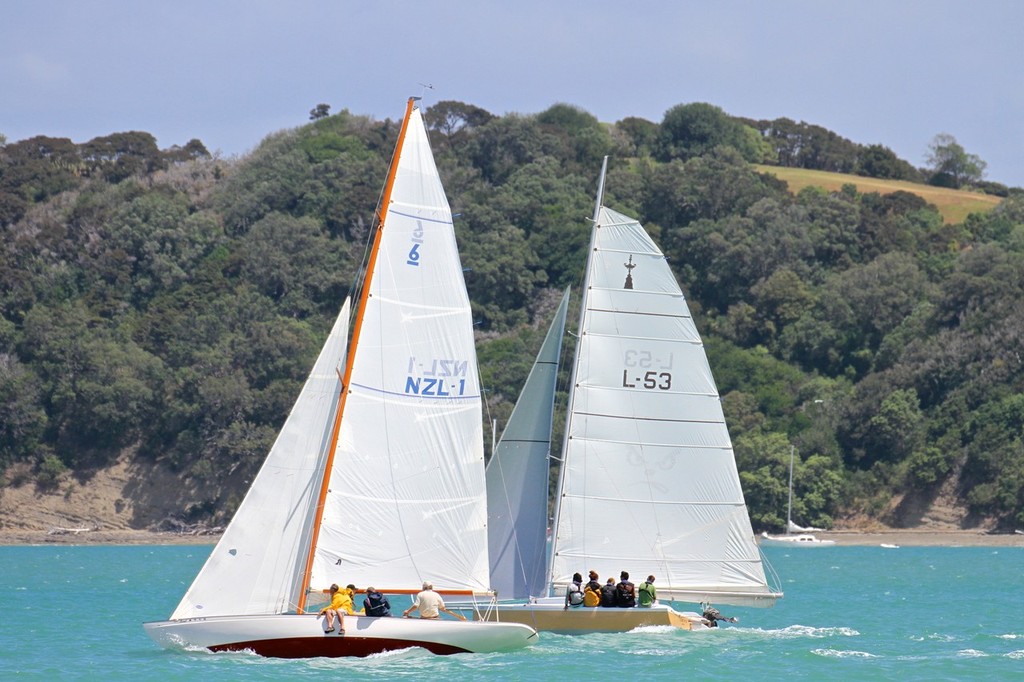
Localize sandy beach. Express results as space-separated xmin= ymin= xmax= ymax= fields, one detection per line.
xmin=814 ymin=529 xmax=1024 ymax=547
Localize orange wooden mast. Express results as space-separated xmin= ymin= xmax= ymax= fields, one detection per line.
xmin=295 ymin=97 xmax=419 ymax=613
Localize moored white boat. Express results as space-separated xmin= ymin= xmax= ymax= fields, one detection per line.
xmin=759 ymin=447 xmax=835 ymax=547
xmin=760 ymin=531 xmax=836 ymax=547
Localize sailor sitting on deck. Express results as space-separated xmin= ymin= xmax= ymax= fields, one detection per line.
xmin=363 ymin=586 xmax=392 ymax=617
xmin=615 ymin=571 xmax=636 ymax=607
xmin=583 ymin=570 xmax=602 ymax=607
xmin=564 ymin=572 xmax=585 ymax=610
xmin=600 ymin=578 xmax=618 ymax=607
xmin=402 ymin=582 xmax=467 ymax=621
xmin=320 ymin=583 xmax=363 ymax=635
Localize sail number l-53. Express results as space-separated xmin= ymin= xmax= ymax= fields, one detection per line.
xmin=622 ymin=370 xmax=672 ymax=390
xmin=622 ymin=350 xmax=673 ymax=389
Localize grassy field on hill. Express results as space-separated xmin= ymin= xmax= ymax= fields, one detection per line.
xmin=754 ymin=165 xmax=1002 ymax=224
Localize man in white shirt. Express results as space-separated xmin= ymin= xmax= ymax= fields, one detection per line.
xmin=402 ymin=581 xmax=467 ymax=620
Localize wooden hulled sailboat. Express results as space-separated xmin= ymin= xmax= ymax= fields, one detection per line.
xmin=144 ymin=98 xmax=537 ymax=657
xmin=476 ymin=157 xmax=782 ymax=633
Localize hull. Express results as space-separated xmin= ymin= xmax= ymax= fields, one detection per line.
xmin=466 ymin=599 xmax=707 ymax=634
xmin=760 ymin=532 xmax=836 ymax=547
xmin=144 ymin=614 xmax=537 ymax=658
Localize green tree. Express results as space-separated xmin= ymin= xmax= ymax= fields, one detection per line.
xmin=856 ymin=144 xmax=918 ymax=180
xmin=657 ymin=102 xmax=753 ymax=162
xmin=926 ymin=133 xmax=986 ymax=188
xmin=309 ymin=103 xmax=331 ymax=120
xmin=425 ymin=100 xmax=494 ymax=137
xmin=0 ymin=354 xmax=48 ymax=468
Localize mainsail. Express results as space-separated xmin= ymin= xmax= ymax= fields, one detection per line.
xmin=309 ymin=106 xmax=489 ymax=595
xmin=486 ymin=288 xmax=570 ymax=600
xmin=547 ymin=161 xmax=776 ymax=607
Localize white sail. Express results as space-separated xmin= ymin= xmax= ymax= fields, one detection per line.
xmin=486 ymin=288 xmax=571 ymax=600
xmin=171 ymin=298 xmax=351 ymax=620
xmin=548 ymin=205 xmax=775 ymax=607
xmin=310 ymin=108 xmax=489 ymax=594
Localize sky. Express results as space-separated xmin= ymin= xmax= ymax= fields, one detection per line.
xmin=3 ymin=1 xmax=1023 ymax=187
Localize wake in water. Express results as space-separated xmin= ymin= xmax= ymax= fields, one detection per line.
xmin=715 ymin=624 xmax=860 ymax=639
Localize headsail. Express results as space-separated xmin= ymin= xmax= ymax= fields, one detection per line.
xmin=309 ymin=106 xmax=489 ymax=595
xmin=171 ymin=298 xmax=352 ymax=620
xmin=547 ymin=161 xmax=779 ymax=608
xmin=486 ymin=288 xmax=571 ymax=600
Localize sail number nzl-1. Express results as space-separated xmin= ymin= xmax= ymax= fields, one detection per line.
xmin=405 ymin=356 xmax=469 ymax=396
xmin=622 ymin=349 xmax=673 ymax=390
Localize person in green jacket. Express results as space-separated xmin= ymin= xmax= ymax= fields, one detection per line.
xmin=637 ymin=575 xmax=657 ymax=607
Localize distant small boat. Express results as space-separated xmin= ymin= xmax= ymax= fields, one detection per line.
xmin=880 ymin=543 xmax=900 ymax=549
xmin=759 ymin=447 xmax=835 ymax=547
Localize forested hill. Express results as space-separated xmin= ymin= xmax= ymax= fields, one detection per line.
xmin=2 ymin=102 xmax=1023 ymax=534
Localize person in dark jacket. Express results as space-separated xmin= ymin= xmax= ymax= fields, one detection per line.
xmin=615 ymin=571 xmax=636 ymax=607
xmin=363 ymin=586 xmax=391 ymax=617
xmin=600 ymin=577 xmax=618 ymax=607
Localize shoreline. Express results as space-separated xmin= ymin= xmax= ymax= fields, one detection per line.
xmin=1 ymin=528 xmax=1022 ymax=548
xmin=813 ymin=529 xmax=1024 ymax=547
xmin=0 ymin=528 xmax=220 ymax=546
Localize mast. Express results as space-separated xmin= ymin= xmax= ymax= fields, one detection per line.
xmin=546 ymin=157 xmax=608 ymax=593
xmin=786 ymin=446 xmax=795 ymax=535
xmin=296 ymin=97 xmax=419 ymax=613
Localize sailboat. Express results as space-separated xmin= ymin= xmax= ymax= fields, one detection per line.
xmin=143 ymin=98 xmax=538 ymax=657
xmin=760 ymin=447 xmax=835 ymax=547
xmin=474 ymin=157 xmax=782 ymax=633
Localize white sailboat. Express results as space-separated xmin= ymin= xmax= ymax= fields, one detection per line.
xmin=760 ymin=446 xmax=835 ymax=547
xmin=475 ymin=157 xmax=781 ymax=633
xmin=144 ymin=98 xmax=538 ymax=657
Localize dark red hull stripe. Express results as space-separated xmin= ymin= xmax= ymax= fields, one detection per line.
xmin=208 ymin=636 xmax=468 ymax=658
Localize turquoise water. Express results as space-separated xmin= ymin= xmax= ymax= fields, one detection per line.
xmin=2 ymin=544 xmax=1022 ymax=680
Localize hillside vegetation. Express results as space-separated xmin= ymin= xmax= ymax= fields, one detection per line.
xmin=754 ymin=165 xmax=1003 ymax=224
xmin=2 ymin=102 xmax=1023 ymax=534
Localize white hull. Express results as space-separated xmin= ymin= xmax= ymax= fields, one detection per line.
xmin=760 ymin=532 xmax=836 ymax=547
xmin=144 ymin=614 xmax=537 ymax=658
xmin=456 ymin=598 xmax=708 ymax=634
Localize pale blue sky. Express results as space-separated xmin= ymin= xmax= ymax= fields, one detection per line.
xmin=4 ymin=1 xmax=1022 ymax=187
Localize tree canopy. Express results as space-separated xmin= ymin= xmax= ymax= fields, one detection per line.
xmin=1 ymin=100 xmax=1022 ymax=531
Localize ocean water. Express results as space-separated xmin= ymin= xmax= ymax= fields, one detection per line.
xmin=2 ymin=544 xmax=1022 ymax=680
